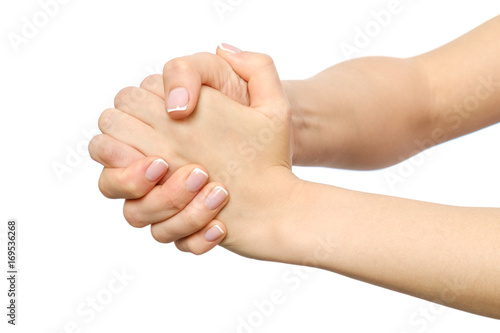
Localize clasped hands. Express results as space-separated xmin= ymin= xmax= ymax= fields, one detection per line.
xmin=89 ymin=20 xmax=500 ymax=318
xmin=89 ymin=45 xmax=301 ymax=261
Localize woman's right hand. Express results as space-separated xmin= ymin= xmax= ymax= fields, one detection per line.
xmin=89 ymin=133 xmax=230 ymax=255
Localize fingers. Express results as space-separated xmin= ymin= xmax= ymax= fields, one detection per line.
xmin=123 ymin=164 xmax=209 ymax=226
xmin=174 ymin=220 xmax=227 ymax=255
xmin=98 ymin=108 xmax=162 ymax=157
xmin=89 ymin=134 xmax=145 ymax=168
xmin=139 ymin=74 xmax=165 ymax=99
xmin=163 ymin=52 xmax=249 ymax=119
xmin=114 ymin=87 xmax=167 ymax=128
xmin=98 ymin=156 xmax=169 ymax=199
xmin=123 ymin=163 xmax=229 ymax=247
xmin=149 ymin=183 xmax=229 ymax=243
xmin=217 ymin=44 xmax=288 ymax=111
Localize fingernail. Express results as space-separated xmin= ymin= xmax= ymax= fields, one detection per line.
xmin=145 ymin=159 xmax=169 ymax=182
xmin=186 ymin=168 xmax=209 ymax=192
xmin=219 ymin=43 xmax=242 ymax=54
xmin=204 ymin=225 xmax=225 ymax=242
xmin=167 ymin=87 xmax=189 ymax=112
xmin=205 ymin=186 xmax=228 ymax=210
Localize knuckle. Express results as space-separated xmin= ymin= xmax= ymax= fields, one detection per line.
xmin=99 ymin=139 xmax=122 ymax=164
xmin=162 ymin=193 xmax=186 ymax=213
xmin=89 ymin=135 xmax=122 ymax=164
xmin=182 ymin=208 xmax=204 ymax=232
xmin=254 ymin=53 xmax=274 ymax=67
xmin=178 ymin=239 xmax=204 ymax=256
xmin=151 ymin=225 xmax=171 ymax=244
xmin=163 ymin=58 xmax=192 ymax=75
xmin=174 ymin=241 xmax=188 ymax=253
xmin=118 ymin=175 xmax=144 ymax=199
xmin=98 ymin=174 xmax=112 ymax=199
xmin=190 ymin=248 xmax=204 ymax=256
xmin=140 ymin=74 xmax=162 ymax=90
xmin=190 ymin=245 xmax=205 ymax=256
xmin=123 ymin=204 xmax=146 ymax=228
xmin=98 ymin=108 xmax=117 ymax=133
xmin=88 ymin=135 xmax=103 ymax=161
xmin=192 ymin=51 xmax=211 ymax=58
xmin=114 ymin=87 xmax=133 ymax=107
xmin=114 ymin=87 xmax=145 ymax=108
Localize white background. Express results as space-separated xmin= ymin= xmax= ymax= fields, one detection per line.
xmin=1 ymin=0 xmax=500 ymax=332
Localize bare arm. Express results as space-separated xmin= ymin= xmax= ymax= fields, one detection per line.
xmin=275 ymin=180 xmax=500 ymax=319
xmin=277 ymin=19 xmax=500 ymax=318
xmin=286 ymin=15 xmax=500 ymax=169
xmin=91 ymin=22 xmax=500 ymax=318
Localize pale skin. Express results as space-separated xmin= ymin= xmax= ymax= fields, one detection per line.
xmin=89 ymin=16 xmax=500 ymax=319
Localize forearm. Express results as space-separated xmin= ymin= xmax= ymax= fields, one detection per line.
xmin=285 ymin=15 xmax=500 ymax=170
xmin=284 ymin=57 xmax=432 ymax=169
xmin=419 ymin=15 xmax=500 ymax=141
xmin=277 ymin=180 xmax=500 ymax=319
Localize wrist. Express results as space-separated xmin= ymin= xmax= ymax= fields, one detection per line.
xmin=272 ymin=180 xmax=343 ymax=269
xmin=263 ymin=171 xmax=311 ymax=264
xmin=222 ymin=166 xmax=304 ymax=263
xmin=281 ymin=80 xmax=326 ymax=167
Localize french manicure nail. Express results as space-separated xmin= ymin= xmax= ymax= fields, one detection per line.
xmin=219 ymin=43 xmax=242 ymax=54
xmin=145 ymin=159 xmax=169 ymax=182
xmin=186 ymin=168 xmax=209 ymax=192
xmin=205 ymin=186 xmax=228 ymax=210
xmin=167 ymin=87 xmax=189 ymax=112
xmin=204 ymin=225 xmax=225 ymax=242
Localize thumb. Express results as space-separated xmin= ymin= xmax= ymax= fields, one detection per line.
xmin=163 ymin=52 xmax=249 ymax=120
xmin=217 ymin=44 xmax=287 ymax=110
